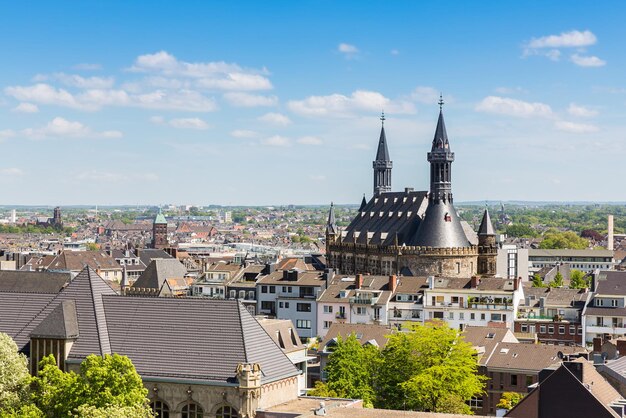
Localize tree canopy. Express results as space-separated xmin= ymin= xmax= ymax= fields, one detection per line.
xmin=531 ymin=273 xmax=546 ymax=288
xmin=376 ymin=321 xmax=486 ymax=413
xmin=549 ymin=271 xmax=564 ymax=288
xmin=497 ymin=392 xmax=524 ymax=410
xmin=539 ymin=230 xmax=589 ymax=250
xmin=0 ymin=332 xmax=31 ymax=415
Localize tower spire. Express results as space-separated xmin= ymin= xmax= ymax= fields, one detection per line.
xmin=428 ymin=101 xmax=454 ymax=203
xmin=326 ymin=202 xmax=338 ymax=236
xmin=373 ymin=113 xmax=392 ymax=195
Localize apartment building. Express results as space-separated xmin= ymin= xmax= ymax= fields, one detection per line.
xmin=583 ymin=271 xmax=626 ymax=345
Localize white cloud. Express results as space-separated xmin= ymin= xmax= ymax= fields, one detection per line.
xmin=230 ymin=129 xmax=258 ymax=138
xmin=390 ymin=49 xmax=400 ymax=55
xmin=0 ymin=168 xmax=23 ymax=176
xmin=5 ymin=83 xmax=218 ymax=112
xmin=129 ymin=50 xmax=272 ymax=91
xmin=169 ymin=118 xmax=210 ymax=130
xmin=554 ymin=120 xmax=599 ymax=133
xmin=151 ymin=116 xmax=210 ymax=130
xmin=338 ymin=43 xmax=358 ymax=57
xmin=73 ymin=63 xmax=102 ymax=71
xmin=570 ymin=54 xmax=606 ymax=67
xmin=261 ymin=135 xmax=291 ymax=147
xmin=0 ymin=129 xmax=15 ymax=140
xmin=258 ymin=112 xmax=291 ymax=126
xmin=475 ymin=96 xmax=553 ymax=118
xmin=20 ymin=117 xmax=122 ymax=139
xmin=527 ymin=30 xmax=597 ymax=49
xmin=567 ymin=103 xmax=598 ymax=117
xmin=297 ymin=136 xmax=323 ymax=145
xmin=411 ymin=86 xmax=440 ymax=104
xmin=288 ymin=90 xmax=416 ymax=117
xmin=55 ymin=73 xmax=115 ymax=89
xmin=223 ymin=92 xmax=278 ymax=107
xmin=494 ymin=86 xmax=527 ymax=95
xmin=13 ymin=103 xmax=39 ymax=113
xmin=545 ymin=49 xmax=561 ymax=61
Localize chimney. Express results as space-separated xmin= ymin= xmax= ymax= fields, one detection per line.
xmin=428 ymin=275 xmax=435 ymax=289
xmin=389 ymin=275 xmax=397 ymax=293
xmin=356 ymin=274 xmax=363 ymax=289
xmin=515 ymin=276 xmax=522 ymax=291
xmin=471 ymin=276 xmax=480 ymax=289
xmin=593 ymin=337 xmax=602 ymax=354
xmin=608 ymin=215 xmax=615 ymax=251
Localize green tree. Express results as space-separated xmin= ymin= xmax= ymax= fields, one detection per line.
xmin=531 ymin=273 xmax=546 ymax=288
xmin=377 ymin=321 xmax=486 ymax=413
xmin=307 ymin=381 xmax=338 ymax=398
xmin=497 ymin=392 xmax=524 ymax=410
xmin=32 ymin=354 xmax=152 ymax=417
xmin=0 ymin=333 xmax=32 ymax=414
xmin=570 ymin=269 xmax=589 ymax=289
xmin=539 ymin=230 xmax=589 ymax=250
xmin=549 ymin=272 xmax=564 ymax=288
xmin=72 ymin=404 xmax=154 ymax=418
xmin=86 ymin=243 xmax=99 ymax=251
xmin=319 ymin=334 xmax=379 ymax=407
xmin=505 ymin=224 xmax=538 ymax=238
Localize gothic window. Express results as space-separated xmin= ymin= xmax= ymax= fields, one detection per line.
xmin=216 ymin=405 xmax=238 ymax=417
xmin=150 ymin=401 xmax=170 ymax=418
xmin=182 ymin=402 xmax=204 ymax=418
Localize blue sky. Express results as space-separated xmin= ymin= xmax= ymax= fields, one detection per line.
xmin=0 ymin=1 xmax=624 ymax=205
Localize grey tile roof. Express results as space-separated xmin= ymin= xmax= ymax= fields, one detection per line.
xmin=132 ymin=258 xmax=187 ymax=289
xmin=0 ymin=270 xmax=71 ymax=293
xmin=375 ymin=126 xmax=390 ymax=161
xmin=595 ymin=271 xmax=626 ymax=295
xmin=103 ymin=296 xmax=298 ymax=384
xmin=478 ymin=208 xmax=495 ymax=236
xmin=0 ymin=292 xmax=56 ymax=350
xmin=31 ymin=300 xmax=79 ymax=339
xmin=137 ymin=248 xmax=172 ymax=267
xmin=409 ymin=201 xmax=472 ymax=248
xmin=342 ymin=191 xmax=428 ymax=246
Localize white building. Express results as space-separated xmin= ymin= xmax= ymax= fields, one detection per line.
xmin=582 ymin=271 xmax=626 ymax=345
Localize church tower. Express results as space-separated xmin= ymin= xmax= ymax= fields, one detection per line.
xmin=151 ymin=209 xmax=168 ymax=249
xmin=325 ymin=202 xmax=338 ymax=255
xmin=478 ymin=208 xmax=497 ymax=276
xmin=411 ymin=97 xmax=471 ymax=249
xmin=373 ymin=112 xmax=392 ymax=195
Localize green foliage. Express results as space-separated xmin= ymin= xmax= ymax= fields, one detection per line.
xmin=308 ymin=381 xmax=338 ymax=398
xmin=31 ymin=354 xmax=151 ymax=417
xmin=531 ymin=273 xmax=546 ymax=288
xmin=72 ymin=404 xmax=154 ymax=418
xmin=569 ymin=269 xmax=589 ymax=289
xmin=376 ymin=321 xmax=486 ymax=413
xmin=321 ymin=334 xmax=379 ymax=407
xmin=497 ymin=392 xmax=524 ymax=410
xmin=86 ymin=243 xmax=99 ymax=251
xmin=0 ymin=333 xmax=32 ymax=414
xmin=539 ymin=230 xmax=589 ymax=250
xmin=505 ymin=224 xmax=538 ymax=238
xmin=549 ymin=272 xmax=564 ymax=288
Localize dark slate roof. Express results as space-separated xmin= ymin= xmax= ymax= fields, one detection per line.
xmin=341 ymin=190 xmax=428 ymax=246
xmin=375 ymin=126 xmax=390 ymax=161
xmin=595 ymin=271 xmax=626 ymax=295
xmin=31 ymin=300 xmax=79 ymax=339
xmin=103 ymin=296 xmax=298 ymax=384
xmin=409 ymin=200 xmax=471 ymax=247
xmin=478 ymin=208 xmax=496 ymax=236
xmin=326 ymin=203 xmax=338 ymax=236
xmin=138 ymin=248 xmax=173 ymax=268
xmin=132 ymin=258 xmax=187 ymax=289
xmin=0 ymin=292 xmax=57 ymax=350
xmin=359 ymin=195 xmax=367 ymax=211
xmin=431 ymin=110 xmax=450 ymax=151
xmin=0 ymin=270 xmax=71 ymax=293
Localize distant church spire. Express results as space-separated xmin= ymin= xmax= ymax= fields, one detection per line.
xmin=427 ymin=97 xmax=454 ymax=204
xmin=326 ymin=202 xmax=338 ymax=236
xmin=373 ymin=111 xmax=392 ymax=195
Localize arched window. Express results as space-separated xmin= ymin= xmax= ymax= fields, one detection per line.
xmin=182 ymin=402 xmax=204 ymax=418
xmin=150 ymin=401 xmax=170 ymax=418
xmin=216 ymin=406 xmax=239 ymax=418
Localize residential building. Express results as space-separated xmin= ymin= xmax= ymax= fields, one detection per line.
xmin=256 ymin=269 xmax=330 ymax=340
xmin=583 ymin=271 xmax=626 ymax=345
xmin=316 ymin=274 xmax=394 ymax=337
xmin=387 ymin=276 xmax=428 ymax=328
xmin=129 ymin=258 xmax=190 ymax=296
xmin=190 ymin=261 xmax=243 ymax=298
xmin=45 ymin=250 xmax=122 ymax=282
xmin=497 ymin=244 xmax=529 ymax=280
xmin=515 ymin=285 xmax=587 ymax=345
xmin=422 ymin=275 xmax=524 ymax=331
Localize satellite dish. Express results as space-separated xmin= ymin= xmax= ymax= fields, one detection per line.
xmin=557 ymin=351 xmax=564 ymax=360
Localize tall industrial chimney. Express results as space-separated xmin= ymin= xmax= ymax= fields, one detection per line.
xmin=608 ymin=215 xmax=614 ymax=251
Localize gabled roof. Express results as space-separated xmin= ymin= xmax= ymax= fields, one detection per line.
xmin=31 ymin=300 xmax=79 ymax=339
xmin=137 ymin=248 xmax=172 ymax=268
xmin=320 ymin=323 xmax=392 ymax=351
xmin=133 ymin=258 xmax=187 ymax=289
xmin=0 ymin=270 xmax=71 ymax=293
xmin=47 ymin=250 xmax=121 ymax=272
xmin=102 ymin=297 xmax=298 ymax=384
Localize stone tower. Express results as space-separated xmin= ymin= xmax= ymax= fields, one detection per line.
xmin=52 ymin=206 xmax=63 ymax=228
xmin=236 ymin=363 xmax=262 ymax=418
xmin=325 ymin=202 xmax=338 ymax=255
xmin=151 ymin=209 xmax=168 ymax=249
xmin=477 ymin=208 xmax=497 ymax=276
xmin=373 ymin=112 xmax=392 ymax=195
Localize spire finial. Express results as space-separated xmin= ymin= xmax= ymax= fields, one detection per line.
xmin=438 ymin=94 xmax=444 ymax=111
xmin=380 ymin=110 xmax=385 ymax=126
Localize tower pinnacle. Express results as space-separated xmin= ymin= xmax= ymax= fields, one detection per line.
xmin=373 ymin=113 xmax=392 ymax=195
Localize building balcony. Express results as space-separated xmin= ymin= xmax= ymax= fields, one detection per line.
xmin=350 ymin=296 xmax=379 ymax=305
xmin=335 ymin=312 xmax=347 ymax=320
xmin=586 ymin=325 xmax=626 ymax=335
